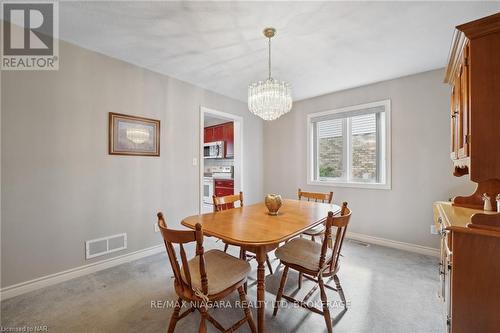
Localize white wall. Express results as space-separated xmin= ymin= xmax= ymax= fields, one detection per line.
xmin=1 ymin=40 xmax=264 ymax=287
xmin=1 ymin=44 xmax=476 ymax=289
xmin=263 ymin=69 xmax=474 ymax=249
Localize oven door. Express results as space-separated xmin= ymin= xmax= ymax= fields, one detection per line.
xmin=203 ymin=178 xmax=214 ymax=204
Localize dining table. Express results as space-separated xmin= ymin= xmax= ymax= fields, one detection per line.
xmin=182 ymin=198 xmax=341 ymax=333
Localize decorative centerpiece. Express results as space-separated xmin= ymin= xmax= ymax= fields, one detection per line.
xmin=265 ymin=194 xmax=282 ymax=215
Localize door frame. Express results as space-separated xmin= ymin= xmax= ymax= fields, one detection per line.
xmin=199 ymin=106 xmax=243 ymax=214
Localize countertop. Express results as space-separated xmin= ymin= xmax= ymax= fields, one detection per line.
xmin=433 ymin=201 xmax=498 ymax=229
xmin=204 ymin=176 xmax=234 ymax=181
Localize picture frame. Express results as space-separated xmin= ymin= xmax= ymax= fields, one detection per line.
xmin=108 ymin=112 xmax=160 ymax=156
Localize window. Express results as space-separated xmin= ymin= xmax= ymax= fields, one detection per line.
xmin=307 ymin=100 xmax=391 ymax=189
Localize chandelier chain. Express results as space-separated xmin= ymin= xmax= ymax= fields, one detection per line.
xmin=268 ymin=36 xmax=272 ymax=80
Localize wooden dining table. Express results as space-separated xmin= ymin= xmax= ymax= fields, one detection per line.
xmin=182 ymin=198 xmax=341 ymax=333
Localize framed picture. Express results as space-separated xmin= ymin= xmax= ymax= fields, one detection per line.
xmin=109 ymin=112 xmax=160 ymax=156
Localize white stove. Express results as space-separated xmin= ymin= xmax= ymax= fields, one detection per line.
xmin=203 ymin=166 xmax=233 ymax=213
xmin=211 ymin=166 xmax=233 ymax=179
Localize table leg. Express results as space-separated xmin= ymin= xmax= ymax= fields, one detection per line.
xmin=256 ymin=247 xmax=266 ymax=333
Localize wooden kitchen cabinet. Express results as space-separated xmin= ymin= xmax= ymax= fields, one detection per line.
xmin=214 ymin=187 xmax=233 ymax=197
xmin=215 ymin=179 xmax=234 ymax=188
xmin=213 ymin=126 xmax=224 ymax=141
xmin=204 ymin=122 xmax=234 ymax=158
xmin=223 ymin=122 xmax=234 ymax=157
xmin=214 ymin=179 xmax=234 ymax=197
xmin=204 ymin=127 xmax=214 ymax=143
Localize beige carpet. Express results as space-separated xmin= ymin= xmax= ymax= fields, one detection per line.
xmin=1 ymin=239 xmax=443 ymax=333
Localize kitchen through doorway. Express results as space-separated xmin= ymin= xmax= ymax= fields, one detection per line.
xmin=199 ymin=106 xmax=243 ymax=214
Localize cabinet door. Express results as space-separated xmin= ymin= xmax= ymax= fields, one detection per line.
xmin=214 ymin=187 xmax=234 ymax=197
xmin=450 ymin=85 xmax=459 ymax=160
xmin=213 ymin=126 xmax=224 ymax=141
xmin=224 ymin=122 xmax=234 ymax=157
xmin=204 ymin=127 xmax=214 ymax=143
xmin=456 ymin=67 xmax=464 ymax=157
xmin=215 ymin=179 xmax=234 ymax=188
xmin=458 ymin=45 xmax=470 ymax=158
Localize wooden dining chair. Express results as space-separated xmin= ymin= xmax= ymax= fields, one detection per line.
xmin=157 ymin=212 xmax=256 ymax=333
xmin=273 ymin=202 xmax=351 ymax=333
xmin=213 ymin=192 xmax=274 ymax=275
xmin=298 ymin=188 xmax=334 ymax=241
xmin=213 ymin=192 xmax=244 ymax=253
xmin=213 ymin=191 xmax=244 ymax=213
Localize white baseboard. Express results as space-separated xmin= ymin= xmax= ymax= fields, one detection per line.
xmin=0 ymin=244 xmax=164 ymax=301
xmin=0 ymin=234 xmax=439 ymax=301
xmin=346 ymin=232 xmax=440 ymax=257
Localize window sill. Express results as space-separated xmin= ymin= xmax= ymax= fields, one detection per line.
xmin=307 ymin=180 xmax=391 ymax=190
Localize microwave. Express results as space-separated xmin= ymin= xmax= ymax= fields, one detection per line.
xmin=204 ymin=141 xmax=225 ymax=159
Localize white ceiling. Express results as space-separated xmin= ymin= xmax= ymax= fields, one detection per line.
xmin=59 ymin=2 xmax=500 ymax=102
xmin=204 ymin=114 xmax=230 ymax=127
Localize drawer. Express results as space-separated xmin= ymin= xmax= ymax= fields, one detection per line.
xmin=215 ymin=188 xmax=233 ymax=197
xmin=215 ymin=179 xmax=234 ymax=188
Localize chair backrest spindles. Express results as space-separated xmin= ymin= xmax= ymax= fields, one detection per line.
xmin=157 ymin=212 xmax=207 ymax=294
xmin=213 ymin=191 xmax=244 ymax=212
xmin=319 ymin=211 xmax=335 ymax=269
xmin=320 ymin=202 xmax=351 ymax=273
xmin=179 ymin=243 xmax=192 ymax=288
xmin=298 ymin=188 xmax=333 ymax=204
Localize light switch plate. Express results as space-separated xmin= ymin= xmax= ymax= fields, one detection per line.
xmin=154 ymin=224 xmax=160 ymax=233
xmin=192 ymin=158 xmax=198 ymax=166
xmin=430 ymin=224 xmax=438 ymax=235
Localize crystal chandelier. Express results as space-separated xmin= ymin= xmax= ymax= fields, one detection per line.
xmin=248 ymin=27 xmax=292 ymax=121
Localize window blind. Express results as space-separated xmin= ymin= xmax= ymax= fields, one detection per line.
xmin=318 ymin=118 xmax=342 ymax=138
xmin=351 ymin=113 xmax=376 ymax=135
xmin=310 ymin=105 xmax=385 ymax=123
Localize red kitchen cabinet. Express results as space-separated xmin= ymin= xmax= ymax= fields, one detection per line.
xmin=224 ymin=122 xmax=234 ymax=157
xmin=213 ymin=126 xmax=224 ymax=141
xmin=204 ymin=127 xmax=214 ymax=143
xmin=204 ymin=122 xmax=234 ymax=158
xmin=215 ymin=179 xmax=234 ymax=188
xmin=214 ymin=179 xmax=234 ymax=197
xmin=214 ymin=187 xmax=233 ymax=197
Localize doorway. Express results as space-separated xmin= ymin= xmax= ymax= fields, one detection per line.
xmin=199 ymin=106 xmax=243 ymax=214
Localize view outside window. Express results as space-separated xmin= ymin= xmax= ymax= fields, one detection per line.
xmin=351 ymin=114 xmax=377 ymax=182
xmin=310 ymin=100 xmax=389 ymax=187
xmin=314 ymin=111 xmax=382 ymax=183
xmin=317 ymin=119 xmax=344 ymax=179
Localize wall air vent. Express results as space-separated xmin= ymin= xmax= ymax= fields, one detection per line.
xmin=85 ymin=233 xmax=127 ymax=259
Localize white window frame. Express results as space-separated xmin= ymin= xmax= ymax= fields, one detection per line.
xmin=307 ymin=99 xmax=391 ymax=190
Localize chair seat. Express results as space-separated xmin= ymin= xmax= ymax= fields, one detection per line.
xmin=275 ymin=238 xmax=332 ymax=271
xmin=302 ymin=223 xmax=325 ymax=236
xmin=181 ymin=249 xmax=251 ymax=295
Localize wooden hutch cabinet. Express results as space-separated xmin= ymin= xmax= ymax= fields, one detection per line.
xmin=445 ymin=12 xmax=500 ymax=208
xmin=436 ymin=12 xmax=500 ymax=333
